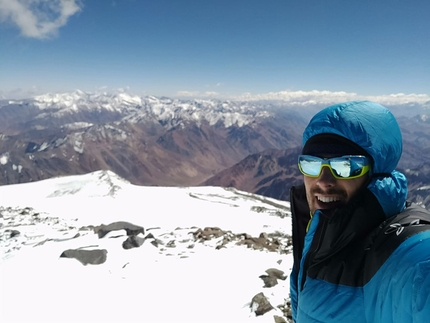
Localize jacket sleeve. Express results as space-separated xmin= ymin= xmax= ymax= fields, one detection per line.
xmin=363 ymin=231 xmax=430 ymax=323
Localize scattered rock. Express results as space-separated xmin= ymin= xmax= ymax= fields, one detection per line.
xmin=60 ymin=249 xmax=108 ymax=265
xmin=1 ymin=211 xmax=293 ymax=321
xmin=278 ymin=300 xmax=293 ymax=322
xmin=191 ymin=227 xmax=291 ymax=254
xmin=193 ymin=227 xmax=227 ymax=240
xmin=236 ymin=232 xmax=281 ymax=252
xmin=80 ymin=225 xmax=95 ymax=231
xmin=19 ymin=208 xmax=32 ymax=215
xmin=150 ymin=239 xmax=163 ymax=247
xmin=166 ymin=240 xmax=176 ymax=248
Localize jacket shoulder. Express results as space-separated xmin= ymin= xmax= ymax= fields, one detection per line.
xmin=364 ymin=203 xmax=430 ymax=283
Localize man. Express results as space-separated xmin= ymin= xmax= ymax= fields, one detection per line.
xmin=290 ymin=101 xmax=430 ymax=323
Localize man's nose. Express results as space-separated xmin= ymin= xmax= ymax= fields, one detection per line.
xmin=317 ymin=166 xmax=337 ymax=185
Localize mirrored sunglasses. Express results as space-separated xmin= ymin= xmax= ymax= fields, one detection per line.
xmin=298 ymin=155 xmax=371 ymax=179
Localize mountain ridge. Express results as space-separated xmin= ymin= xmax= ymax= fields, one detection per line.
xmin=2 ymin=90 xmax=430 ymax=208
xmin=0 ymin=91 xmax=305 ymax=186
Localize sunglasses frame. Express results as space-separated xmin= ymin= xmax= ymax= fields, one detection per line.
xmin=298 ymin=155 xmax=371 ymax=180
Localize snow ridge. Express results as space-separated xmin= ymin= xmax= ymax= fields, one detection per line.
xmin=32 ymin=90 xmax=273 ymax=128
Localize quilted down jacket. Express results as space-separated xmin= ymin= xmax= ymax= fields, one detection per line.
xmin=290 ymin=101 xmax=430 ymax=322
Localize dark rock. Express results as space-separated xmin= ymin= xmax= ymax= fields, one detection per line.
xmin=250 ymin=292 xmax=274 ymax=316
xmin=259 ymin=232 xmax=269 ymax=239
xmin=122 ymin=235 xmax=145 ymax=249
xmin=278 ymin=300 xmax=293 ymax=322
xmin=9 ymin=230 xmax=20 ymax=238
xmin=166 ymin=240 xmax=176 ymax=248
xmin=60 ymin=249 xmax=107 ymax=265
xmin=236 ymin=232 xmax=280 ymax=252
xmin=265 ymin=268 xmax=286 ymax=280
xmin=259 ymin=274 xmax=278 ymax=288
xmin=94 ymin=221 xmax=144 ymax=238
xmin=150 ymin=239 xmax=163 ymax=247
xmin=193 ymin=227 xmax=226 ymax=240
xmin=145 ymin=233 xmax=155 ymax=239
xmin=259 ymin=268 xmax=287 ymax=288
xmin=274 ymin=315 xmax=287 ymax=323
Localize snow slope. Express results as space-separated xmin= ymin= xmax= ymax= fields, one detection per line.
xmin=0 ymin=170 xmax=293 ymax=323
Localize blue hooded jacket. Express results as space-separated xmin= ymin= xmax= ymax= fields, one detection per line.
xmin=290 ymin=101 xmax=430 ymax=323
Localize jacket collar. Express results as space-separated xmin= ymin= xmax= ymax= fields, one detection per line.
xmin=290 ymin=184 xmax=386 ymax=266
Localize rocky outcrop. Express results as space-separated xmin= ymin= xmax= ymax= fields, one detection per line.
xmin=94 ymin=221 xmax=144 ymax=238
xmin=60 ymin=249 xmax=108 ymax=265
xmin=192 ymin=227 xmax=291 ymax=254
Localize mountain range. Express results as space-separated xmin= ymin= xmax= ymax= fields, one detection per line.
xmin=1 ymin=90 xmax=430 ymax=208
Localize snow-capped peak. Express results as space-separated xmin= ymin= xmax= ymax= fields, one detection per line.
xmin=33 ymin=90 xmax=142 ymax=113
xmin=30 ymin=90 xmax=274 ymax=128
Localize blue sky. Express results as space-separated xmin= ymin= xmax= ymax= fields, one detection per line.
xmin=1 ymin=0 xmax=429 ymax=105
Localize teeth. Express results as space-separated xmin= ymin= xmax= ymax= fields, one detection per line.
xmin=317 ymin=196 xmax=340 ymax=203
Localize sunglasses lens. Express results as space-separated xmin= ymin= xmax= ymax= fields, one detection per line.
xmin=298 ymin=155 xmax=369 ymax=179
xmin=299 ymin=156 xmax=323 ymax=176
xmin=330 ymin=159 xmax=362 ymax=178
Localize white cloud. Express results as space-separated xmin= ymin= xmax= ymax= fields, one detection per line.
xmin=176 ymin=91 xmax=220 ymax=99
xmin=3 ymin=87 xmax=429 ymax=110
xmin=204 ymin=91 xmax=219 ymax=96
xmin=365 ymin=93 xmax=430 ymax=107
xmin=175 ymin=89 xmax=429 ymax=108
xmin=176 ymin=91 xmax=201 ymax=97
xmin=0 ymin=0 xmax=82 ymax=39
xmin=232 ymin=90 xmax=430 ymax=108
xmin=0 ymin=85 xmax=44 ymax=99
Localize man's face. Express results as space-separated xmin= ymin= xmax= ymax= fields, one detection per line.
xmin=304 ymin=159 xmax=369 ymax=215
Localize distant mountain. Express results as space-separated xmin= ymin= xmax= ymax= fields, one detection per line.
xmin=0 ymin=90 xmax=305 ymax=186
xmin=202 ymin=147 xmax=303 ymax=202
xmin=203 ymin=115 xmax=430 ymax=209
xmin=1 ymin=90 xmax=430 ymax=208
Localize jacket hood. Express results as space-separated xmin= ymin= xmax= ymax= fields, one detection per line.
xmin=302 ymin=101 xmax=407 ymax=217
xmin=303 ymin=100 xmax=401 ymax=173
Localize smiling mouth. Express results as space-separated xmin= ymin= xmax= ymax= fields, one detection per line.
xmin=317 ymin=196 xmax=341 ymax=203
